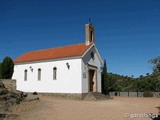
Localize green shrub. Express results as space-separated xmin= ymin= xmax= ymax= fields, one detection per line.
xmin=143 ymin=91 xmax=153 ymax=97
xmin=1 ymin=56 xmax=14 ymax=79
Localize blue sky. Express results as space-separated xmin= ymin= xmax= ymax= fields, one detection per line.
xmin=0 ymin=0 xmax=160 ymax=78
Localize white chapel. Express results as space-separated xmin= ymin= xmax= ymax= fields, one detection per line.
xmin=12 ymin=23 xmax=103 ymax=99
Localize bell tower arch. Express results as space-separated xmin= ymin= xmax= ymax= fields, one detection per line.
xmin=85 ymin=23 xmax=95 ymax=45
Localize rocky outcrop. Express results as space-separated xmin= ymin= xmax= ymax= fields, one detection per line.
xmin=0 ymin=80 xmax=33 ymax=119
xmin=1 ymin=79 xmax=16 ymax=92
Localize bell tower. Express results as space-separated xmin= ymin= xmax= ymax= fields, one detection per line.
xmin=85 ymin=23 xmax=95 ymax=45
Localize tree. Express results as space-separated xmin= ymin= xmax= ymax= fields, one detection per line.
xmin=105 ymin=74 xmax=116 ymax=92
xmin=146 ymin=73 xmax=150 ymax=76
xmin=101 ymin=59 xmax=117 ymax=95
xmin=157 ymin=63 xmax=160 ymax=72
xmin=115 ymin=85 xmax=122 ymax=91
xmin=139 ymin=75 xmax=143 ymax=78
xmin=1 ymin=56 xmax=14 ymax=79
xmin=148 ymin=56 xmax=160 ymax=72
xmin=102 ymin=59 xmax=107 ymax=74
xmin=136 ymin=77 xmax=160 ymax=92
xmin=101 ymin=59 xmax=107 ymax=94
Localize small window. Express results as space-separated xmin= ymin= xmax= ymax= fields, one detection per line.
xmin=38 ymin=68 xmax=41 ymax=81
xmin=24 ymin=69 xmax=27 ymax=81
xmin=53 ymin=67 xmax=57 ymax=80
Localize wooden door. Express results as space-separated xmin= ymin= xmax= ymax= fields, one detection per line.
xmin=89 ymin=70 xmax=95 ymax=92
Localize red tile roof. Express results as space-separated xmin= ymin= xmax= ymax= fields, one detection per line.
xmin=14 ymin=43 xmax=93 ymax=63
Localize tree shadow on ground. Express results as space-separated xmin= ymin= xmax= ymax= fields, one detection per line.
xmin=151 ymin=106 xmax=160 ymax=120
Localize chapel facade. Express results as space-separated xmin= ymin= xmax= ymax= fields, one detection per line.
xmin=12 ymin=23 xmax=103 ymax=99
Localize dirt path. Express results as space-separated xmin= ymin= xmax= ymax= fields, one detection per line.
xmin=9 ymin=95 xmax=160 ymax=120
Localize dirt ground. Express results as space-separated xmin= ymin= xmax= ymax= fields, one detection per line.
xmin=8 ymin=95 xmax=160 ymax=120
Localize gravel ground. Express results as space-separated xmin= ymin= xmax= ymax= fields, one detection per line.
xmin=7 ymin=95 xmax=160 ymax=120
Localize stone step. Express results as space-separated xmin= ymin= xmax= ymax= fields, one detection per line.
xmin=83 ymin=92 xmax=110 ymax=101
xmin=24 ymin=94 xmax=39 ymax=101
xmin=83 ymin=92 xmax=96 ymax=101
xmin=92 ymin=92 xmax=110 ymax=100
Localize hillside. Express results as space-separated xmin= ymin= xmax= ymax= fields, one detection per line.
xmin=107 ymin=72 xmax=160 ymax=92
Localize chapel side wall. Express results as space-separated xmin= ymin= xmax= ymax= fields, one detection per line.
xmin=12 ymin=58 xmax=82 ymax=93
xmin=82 ymin=47 xmax=102 ymax=93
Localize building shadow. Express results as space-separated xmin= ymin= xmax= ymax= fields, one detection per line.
xmin=151 ymin=106 xmax=160 ymax=120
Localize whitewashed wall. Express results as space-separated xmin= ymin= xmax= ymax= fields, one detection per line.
xmin=82 ymin=46 xmax=102 ymax=93
xmin=12 ymin=58 xmax=82 ymax=93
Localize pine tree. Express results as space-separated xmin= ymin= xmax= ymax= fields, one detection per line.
xmin=102 ymin=59 xmax=107 ymax=74
xmin=148 ymin=56 xmax=160 ymax=72
xmin=101 ymin=59 xmax=107 ymax=94
xmin=102 ymin=59 xmax=117 ymax=95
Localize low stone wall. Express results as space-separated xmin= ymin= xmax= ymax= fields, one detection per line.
xmin=0 ymin=79 xmax=16 ymax=92
xmin=151 ymin=92 xmax=160 ymax=98
xmin=109 ymin=92 xmax=160 ymax=98
xmin=40 ymin=93 xmax=88 ymax=100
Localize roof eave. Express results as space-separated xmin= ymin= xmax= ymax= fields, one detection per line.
xmin=14 ymin=55 xmax=82 ymax=65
